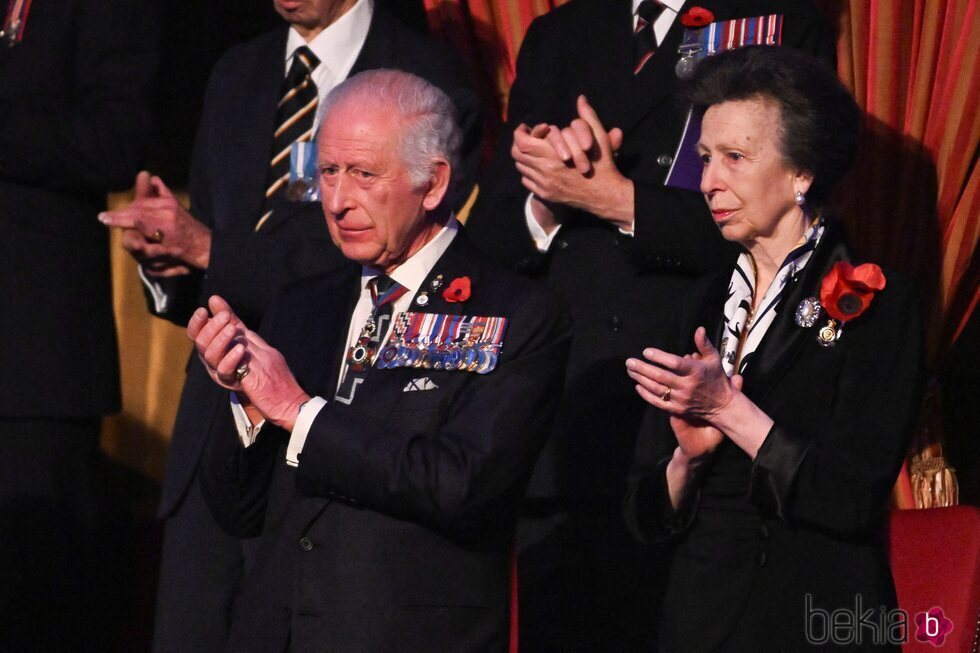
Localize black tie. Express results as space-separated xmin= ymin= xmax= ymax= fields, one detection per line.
xmin=259 ymin=46 xmax=320 ymax=229
xmin=634 ymin=0 xmax=666 ymax=75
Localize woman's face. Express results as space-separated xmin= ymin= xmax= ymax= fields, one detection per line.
xmin=697 ymin=98 xmax=812 ymax=251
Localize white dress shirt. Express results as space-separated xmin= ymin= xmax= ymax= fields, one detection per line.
xmin=523 ymin=0 xmax=684 ymax=251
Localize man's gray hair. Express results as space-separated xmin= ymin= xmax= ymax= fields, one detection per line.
xmin=317 ymin=69 xmax=462 ymax=188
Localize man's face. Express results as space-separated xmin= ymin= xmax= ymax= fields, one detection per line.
xmin=317 ymin=101 xmax=446 ymax=272
xmin=273 ymin=0 xmax=355 ymax=40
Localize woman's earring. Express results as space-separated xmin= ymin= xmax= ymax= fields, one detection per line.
xmin=794 ymin=190 xmax=806 ymax=206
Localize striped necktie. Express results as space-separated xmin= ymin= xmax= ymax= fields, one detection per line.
xmin=634 ymin=0 xmax=666 ymax=75
xmin=259 ymin=45 xmax=320 ymax=229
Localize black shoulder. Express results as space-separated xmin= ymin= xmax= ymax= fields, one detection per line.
xmin=206 ymin=26 xmax=285 ymax=90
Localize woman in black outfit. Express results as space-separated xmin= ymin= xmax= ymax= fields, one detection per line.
xmin=625 ymin=46 xmax=923 ymax=652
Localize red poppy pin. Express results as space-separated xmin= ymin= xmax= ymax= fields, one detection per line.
xmin=680 ymin=6 xmax=714 ymax=28
xmin=799 ymin=261 xmax=886 ymax=347
xmin=820 ymin=261 xmax=886 ymax=322
xmin=442 ymin=276 xmax=471 ymax=303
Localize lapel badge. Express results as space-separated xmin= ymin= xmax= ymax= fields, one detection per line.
xmin=415 ymin=292 xmax=429 ymax=307
xmin=795 ymin=297 xmax=822 ymax=328
xmin=429 ymin=274 xmax=444 ymax=291
xmin=816 ymin=319 xmax=841 ymax=347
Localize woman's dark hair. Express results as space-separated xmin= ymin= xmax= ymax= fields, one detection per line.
xmin=682 ymin=45 xmax=861 ymax=212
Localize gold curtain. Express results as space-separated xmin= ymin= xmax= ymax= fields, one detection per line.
xmin=103 ymin=193 xmax=190 ymax=483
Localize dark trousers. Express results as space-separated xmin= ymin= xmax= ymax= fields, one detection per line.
xmin=516 ymin=503 xmax=662 ymax=652
xmin=0 ymin=417 xmax=129 ymax=652
xmin=153 ymin=470 xmax=245 ymax=653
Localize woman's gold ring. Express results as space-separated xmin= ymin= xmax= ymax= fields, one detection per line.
xmin=150 ymin=229 xmax=165 ymax=243
xmin=661 ymin=387 xmax=671 ymax=402
xmin=234 ymin=363 xmax=250 ymax=382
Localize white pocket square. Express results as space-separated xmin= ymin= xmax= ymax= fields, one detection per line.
xmin=403 ymin=377 xmax=439 ymax=392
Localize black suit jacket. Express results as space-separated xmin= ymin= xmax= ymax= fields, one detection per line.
xmin=0 ymin=0 xmax=157 ymax=418
xmin=625 ymin=221 xmax=923 ymax=651
xmin=158 ymin=8 xmax=482 ymax=516
xmin=465 ymin=0 xmax=836 ymax=503
xmin=201 ymin=231 xmax=571 ymax=652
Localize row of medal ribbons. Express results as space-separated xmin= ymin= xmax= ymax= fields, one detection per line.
xmin=377 ymin=311 xmax=508 ymax=375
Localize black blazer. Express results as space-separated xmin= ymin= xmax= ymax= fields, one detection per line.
xmin=157 ymin=8 xmax=482 ymax=516
xmin=200 ymin=231 xmax=572 ymax=652
xmin=0 ymin=0 xmax=157 ymax=417
xmin=465 ymin=0 xmax=836 ymax=502
xmin=625 ymin=221 xmax=923 ymax=651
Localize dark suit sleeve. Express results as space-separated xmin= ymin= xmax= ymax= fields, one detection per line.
xmin=749 ymin=278 xmax=923 ymax=536
xmin=464 ymin=17 xmax=555 ymax=275
xmin=295 ymin=292 xmax=571 ymax=540
xmin=0 ymin=0 xmax=157 ymax=193
xmin=137 ymin=53 xmax=231 ymax=326
xmin=623 ymin=409 xmax=705 ymax=544
xmin=624 ymin=292 xmax=708 ymax=543
xmin=199 ymin=294 xmax=291 ymax=538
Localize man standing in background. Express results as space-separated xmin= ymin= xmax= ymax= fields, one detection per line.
xmin=0 ymin=0 xmax=158 ymax=650
xmin=101 ymin=1 xmax=480 ymax=650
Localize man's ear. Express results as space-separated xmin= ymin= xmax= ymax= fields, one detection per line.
xmin=421 ymin=158 xmax=451 ymax=212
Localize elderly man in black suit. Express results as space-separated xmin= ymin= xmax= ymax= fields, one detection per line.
xmin=0 ymin=0 xmax=157 ymax=650
xmin=101 ymin=1 xmax=480 ymax=650
xmin=190 ymin=69 xmax=569 ymax=652
xmin=465 ymin=0 xmax=836 ymax=649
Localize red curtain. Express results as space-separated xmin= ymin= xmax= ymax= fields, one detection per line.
xmin=823 ymin=0 xmax=979 ymax=365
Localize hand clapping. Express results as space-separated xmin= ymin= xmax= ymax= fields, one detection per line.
xmin=511 ymin=95 xmax=634 ymax=231
xmin=188 ymin=296 xmax=309 ymax=431
xmin=626 ymin=327 xmax=740 ymax=423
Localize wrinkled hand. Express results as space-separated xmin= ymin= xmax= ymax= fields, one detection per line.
xmin=626 ymin=327 xmax=740 ymax=424
xmin=512 ymin=95 xmax=633 ymax=230
xmin=188 ymin=295 xmax=309 ymax=431
xmin=100 ymin=171 xmax=212 ymax=276
xmin=669 ymin=375 xmax=744 ymax=461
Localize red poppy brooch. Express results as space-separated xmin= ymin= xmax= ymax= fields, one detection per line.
xmin=680 ymin=6 xmax=715 ymax=28
xmin=442 ymin=276 xmax=472 ymax=303
xmin=794 ymin=261 xmax=886 ymax=346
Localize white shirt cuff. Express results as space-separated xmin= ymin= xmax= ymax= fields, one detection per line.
xmin=618 ymin=221 xmax=635 ymax=237
xmin=230 ymin=392 xmax=266 ymax=447
xmin=524 ymin=194 xmax=561 ymax=252
xmin=137 ymin=265 xmax=170 ymax=314
xmin=286 ymin=396 xmax=328 ymax=468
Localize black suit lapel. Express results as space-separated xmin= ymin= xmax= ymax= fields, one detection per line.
xmin=580 ymin=0 xmax=637 ymax=136
xmin=741 ymin=224 xmax=851 ymax=397
xmin=695 ymin=270 xmax=731 ymax=350
xmin=622 ymin=1 xmax=691 ymax=134
xmin=288 ymin=267 xmax=362 ymax=399
xmin=409 ymin=231 xmax=485 ymax=315
xmin=235 ymin=28 xmax=289 ymax=234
